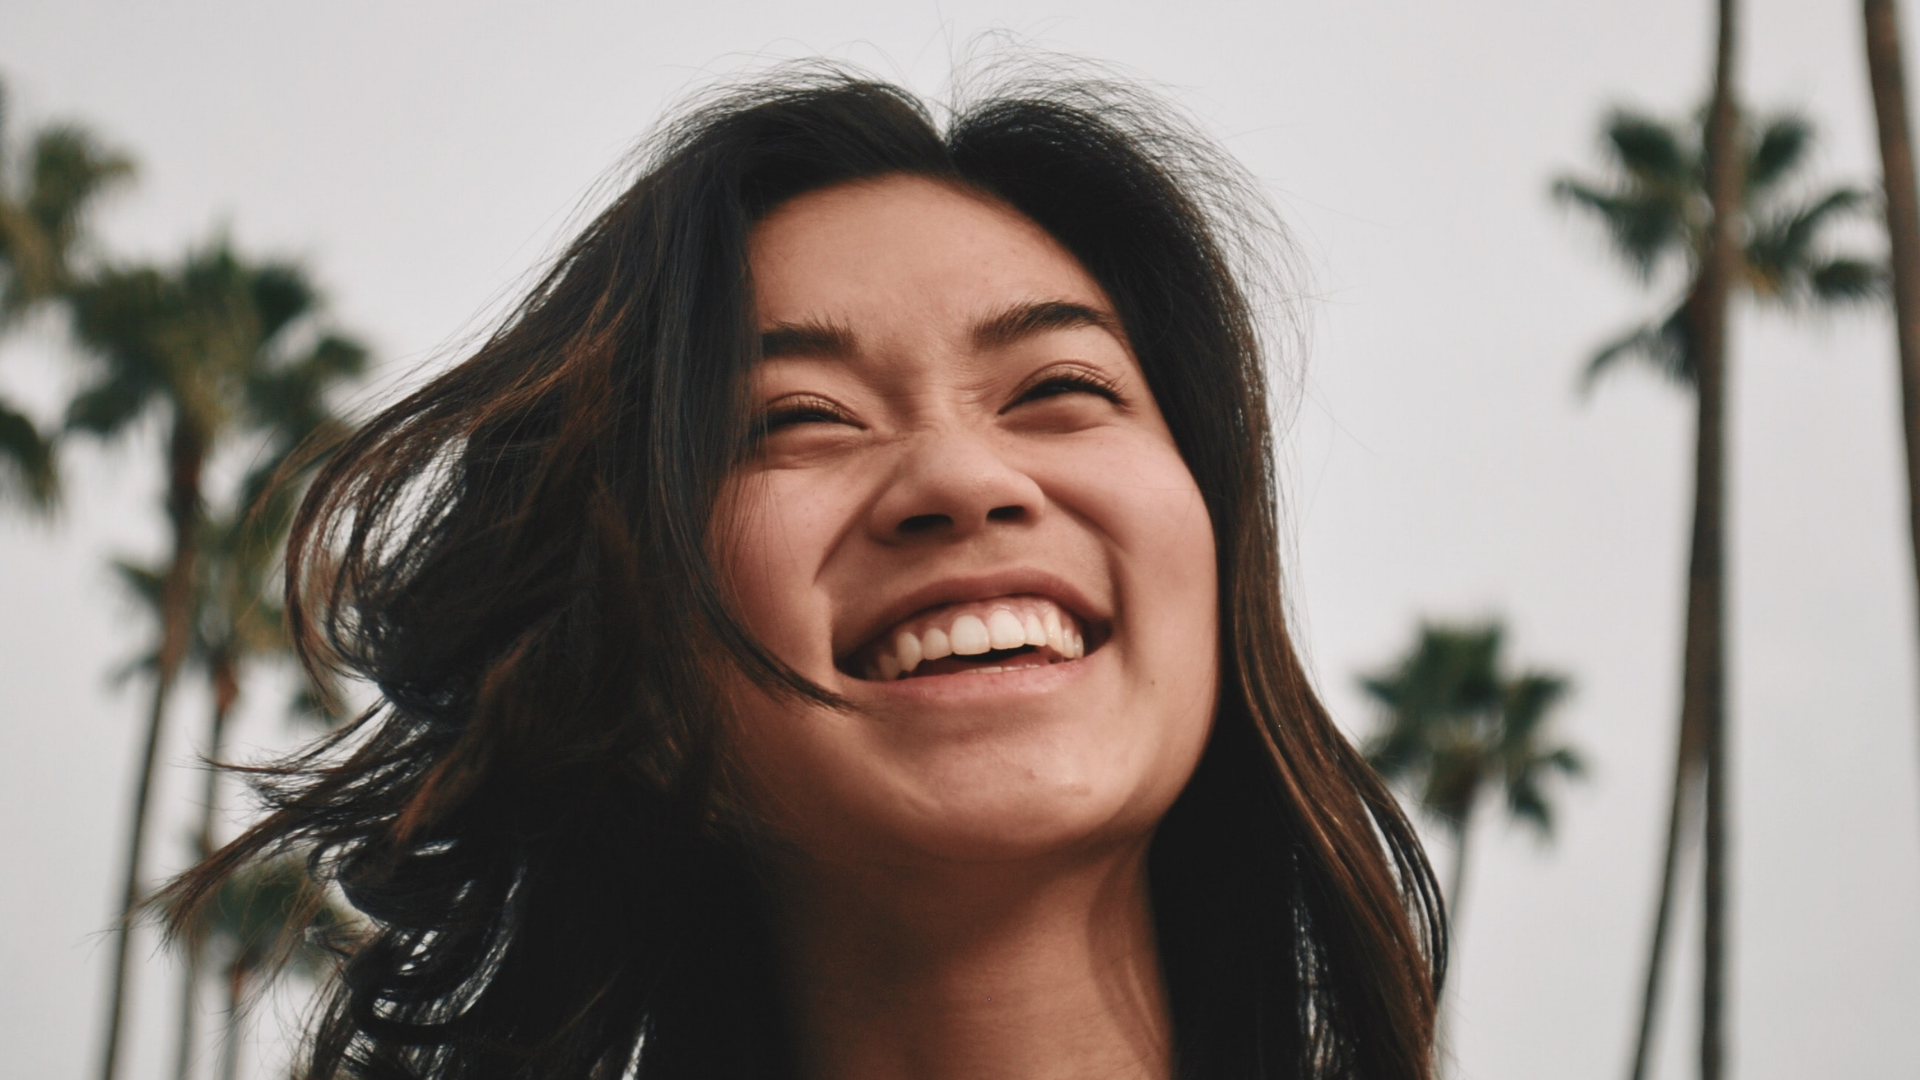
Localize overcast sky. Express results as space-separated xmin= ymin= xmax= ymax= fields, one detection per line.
xmin=2 ymin=2 xmax=1917 ymax=1079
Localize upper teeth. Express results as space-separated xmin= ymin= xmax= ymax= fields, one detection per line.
xmin=864 ymin=600 xmax=1087 ymax=680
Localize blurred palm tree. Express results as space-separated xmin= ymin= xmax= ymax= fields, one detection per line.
xmin=118 ymin=505 xmax=354 ymax=1080
xmin=69 ymin=240 xmax=366 ymax=1080
xmin=1360 ymin=621 xmax=1582 ymax=936
xmin=0 ymin=76 xmax=132 ymax=508
xmin=170 ymin=467 xmax=356 ymax=1080
xmin=1554 ymin=94 xmax=1879 ymax=1080
xmin=169 ymin=854 xmax=353 ymax=1080
xmin=1553 ymin=107 xmax=1880 ymax=391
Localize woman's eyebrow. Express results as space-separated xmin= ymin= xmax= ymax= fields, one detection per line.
xmin=760 ymin=319 xmax=857 ymax=359
xmin=972 ymin=300 xmax=1122 ymax=350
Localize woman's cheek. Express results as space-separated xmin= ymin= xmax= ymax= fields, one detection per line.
xmin=716 ymin=472 xmax=840 ymax=674
xmin=1051 ymin=433 xmax=1209 ymax=553
xmin=1079 ymin=438 xmax=1218 ymax=663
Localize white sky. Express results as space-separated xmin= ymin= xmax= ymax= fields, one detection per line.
xmin=2 ymin=2 xmax=1916 ymax=1079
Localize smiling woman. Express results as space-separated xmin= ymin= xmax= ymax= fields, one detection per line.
xmin=167 ymin=65 xmax=1443 ymax=1080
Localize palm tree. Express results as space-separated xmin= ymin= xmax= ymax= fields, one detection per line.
xmin=69 ymin=240 xmax=367 ymax=1080
xmin=1552 ymin=9 xmax=1878 ymax=1070
xmin=0 ymin=76 xmax=132 ymax=508
xmin=132 ymin=522 xmax=319 ymax=1080
xmin=174 ymin=371 xmax=361 ymax=1080
xmin=169 ymin=854 xmax=353 ymax=1080
xmin=1553 ymin=108 xmax=1880 ymax=394
xmin=114 ymin=508 xmax=356 ymax=1080
xmin=1360 ymin=621 xmax=1582 ymax=936
xmin=1862 ymin=0 xmax=1920 ymax=835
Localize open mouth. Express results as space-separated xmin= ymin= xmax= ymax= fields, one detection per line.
xmin=843 ymin=596 xmax=1095 ymax=681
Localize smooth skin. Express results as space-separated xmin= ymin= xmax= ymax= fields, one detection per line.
xmin=716 ymin=175 xmax=1220 ymax=1080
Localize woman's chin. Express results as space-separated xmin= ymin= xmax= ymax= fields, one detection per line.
xmin=730 ymin=660 xmax=1210 ymax=876
xmin=793 ymin=748 xmax=1182 ymax=872
xmin=802 ymin=812 xmax=1152 ymax=876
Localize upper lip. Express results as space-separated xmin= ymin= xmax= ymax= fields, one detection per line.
xmin=833 ymin=568 xmax=1107 ymax=666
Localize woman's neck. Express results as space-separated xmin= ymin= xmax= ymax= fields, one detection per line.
xmin=772 ymin=843 xmax=1172 ymax=1080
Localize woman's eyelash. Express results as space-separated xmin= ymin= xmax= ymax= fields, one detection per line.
xmin=756 ymin=396 xmax=854 ymax=433
xmin=755 ymin=372 xmax=1118 ymax=434
xmin=1012 ymin=370 xmax=1124 ymax=407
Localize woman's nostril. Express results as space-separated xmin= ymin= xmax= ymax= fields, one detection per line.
xmin=898 ymin=506 xmax=1024 ymax=534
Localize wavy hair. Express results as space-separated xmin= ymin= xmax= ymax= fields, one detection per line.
xmin=170 ymin=64 xmax=1444 ymax=1080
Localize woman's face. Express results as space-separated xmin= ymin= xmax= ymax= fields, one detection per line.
xmin=716 ymin=175 xmax=1218 ymax=870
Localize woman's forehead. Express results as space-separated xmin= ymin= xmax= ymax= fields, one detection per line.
xmin=747 ymin=175 xmax=1116 ymax=335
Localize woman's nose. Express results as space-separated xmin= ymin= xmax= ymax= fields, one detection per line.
xmin=867 ymin=427 xmax=1044 ymax=542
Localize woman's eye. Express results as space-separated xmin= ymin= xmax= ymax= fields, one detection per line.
xmin=756 ymin=396 xmax=857 ymax=435
xmin=1010 ymin=372 xmax=1123 ymax=409
xmin=767 ymin=407 xmax=838 ymax=428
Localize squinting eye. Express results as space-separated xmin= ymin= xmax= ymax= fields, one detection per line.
xmin=1011 ymin=372 xmax=1123 ymax=408
xmin=755 ymin=395 xmax=858 ymax=435
xmin=766 ymin=407 xmax=839 ymax=428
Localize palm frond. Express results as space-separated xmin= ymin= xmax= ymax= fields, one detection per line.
xmin=0 ymin=398 xmax=57 ymax=508
xmin=1361 ymin=722 xmax=1429 ymax=781
xmin=248 ymin=264 xmax=317 ymax=344
xmin=0 ymin=90 xmax=132 ymax=317
xmin=25 ymin=125 xmax=134 ymax=261
xmin=1358 ymin=673 xmax=1404 ymax=710
xmin=1808 ymin=258 xmax=1886 ymax=302
xmin=63 ymin=375 xmax=154 ymax=436
xmin=1604 ymin=111 xmax=1690 ymax=185
xmin=1745 ymin=114 xmax=1812 ymax=196
xmin=1505 ymin=774 xmax=1555 ymax=836
xmin=0 ymin=202 xmax=57 ymax=319
xmin=1538 ymin=746 xmax=1586 ymax=778
xmin=248 ymin=333 xmax=368 ymax=446
xmin=110 ymin=557 xmax=166 ymax=609
xmin=1580 ymin=307 xmax=1692 ymax=393
xmin=106 ymin=649 xmax=160 ymax=689
xmin=65 ymin=264 xmax=174 ymax=438
xmin=1500 ymin=672 xmax=1572 ymax=746
xmin=1551 ymin=178 xmax=1689 ymax=280
xmin=1745 ymin=187 xmax=1879 ymax=305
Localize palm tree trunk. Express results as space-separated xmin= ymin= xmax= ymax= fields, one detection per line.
xmin=1694 ymin=2 xmax=1742 ymax=1077
xmin=1863 ymin=0 xmax=1920 ymax=834
xmin=1626 ymin=718 xmax=1704 ymax=1080
xmin=96 ymin=420 xmax=204 ymax=1080
xmin=1444 ymin=814 xmax=1474 ymax=941
xmin=218 ymin=962 xmax=246 ymax=1080
xmin=172 ymin=944 xmax=201 ymax=1080
xmin=1431 ymin=806 xmax=1476 ymax=1080
xmin=97 ymin=652 xmax=183 ymax=1080
xmin=173 ymin=656 xmax=239 ymax=1080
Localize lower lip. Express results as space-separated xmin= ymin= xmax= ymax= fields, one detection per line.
xmin=849 ymin=649 xmax=1099 ymax=705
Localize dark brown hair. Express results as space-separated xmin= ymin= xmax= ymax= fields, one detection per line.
xmin=172 ymin=64 xmax=1443 ymax=1080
